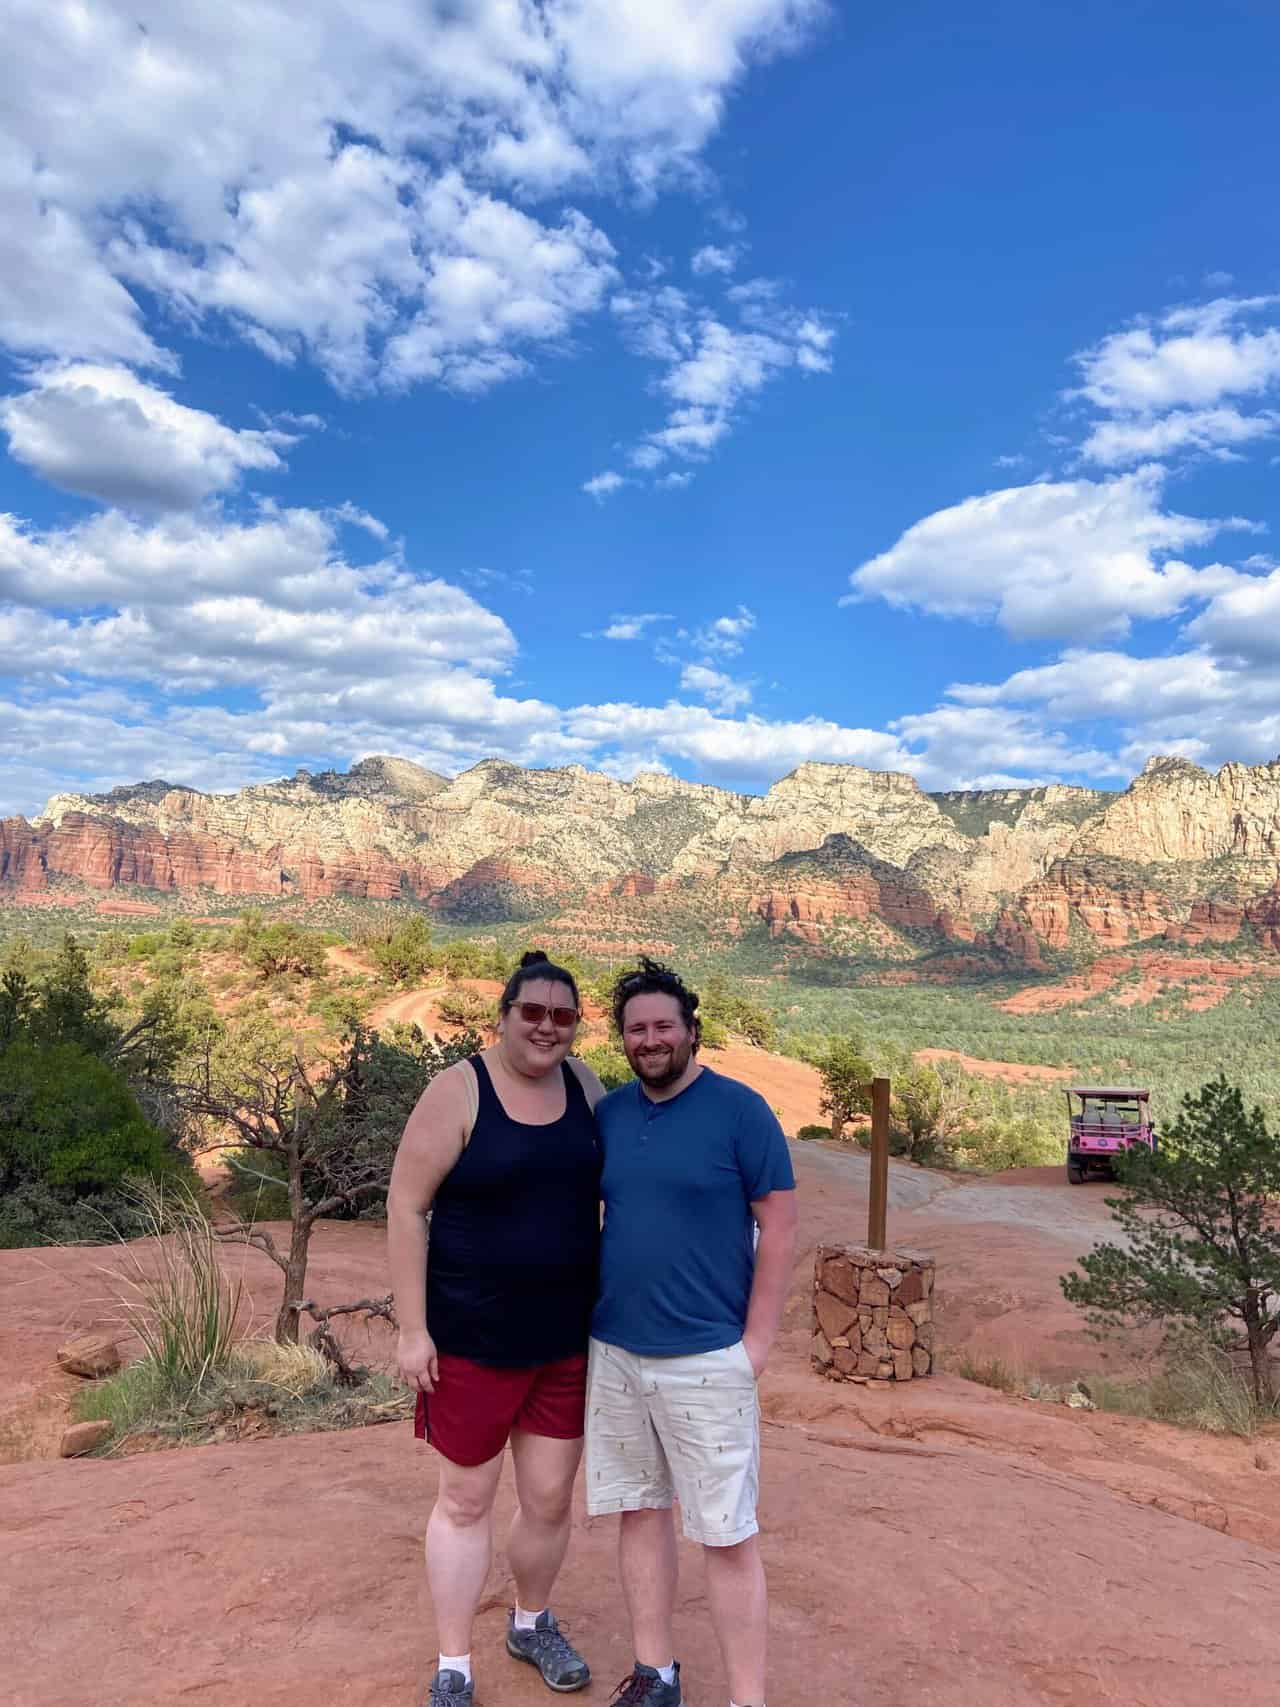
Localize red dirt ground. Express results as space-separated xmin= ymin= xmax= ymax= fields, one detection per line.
xmin=5 ymin=1137 xmax=1280 ymax=1704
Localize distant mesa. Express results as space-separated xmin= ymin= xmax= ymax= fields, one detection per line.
xmin=5 ymin=753 xmax=1280 ymax=970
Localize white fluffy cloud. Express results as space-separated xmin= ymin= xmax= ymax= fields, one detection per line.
xmin=583 ymin=470 xmax=627 ymax=500
xmin=2 ymin=0 xmax=824 ymax=390
xmin=1073 ymin=298 xmax=1280 ymax=468
xmin=611 ymin=282 xmax=835 ymax=476
xmin=1 ymin=364 xmax=292 ymax=510
xmin=1081 ymin=405 xmax=1280 ymax=468
xmin=1074 ymin=297 xmax=1280 ymax=414
xmin=691 ymin=244 xmax=739 ymax=276
xmin=680 ymin=662 xmax=752 ymax=712
xmin=846 ymin=467 xmax=1242 ymax=642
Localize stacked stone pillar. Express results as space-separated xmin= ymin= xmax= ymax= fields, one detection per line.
xmin=812 ymin=1244 xmax=935 ymax=1382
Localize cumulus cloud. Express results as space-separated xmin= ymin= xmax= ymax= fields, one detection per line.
xmin=583 ymin=470 xmax=627 ymax=500
xmin=1070 ymin=297 xmax=1280 ymax=468
xmin=1081 ymin=405 xmax=1280 ymax=468
xmin=697 ymin=605 xmax=758 ymax=655
xmin=680 ymin=662 xmax=752 ymax=712
xmin=1 ymin=364 xmax=291 ymax=510
xmin=1074 ymin=297 xmax=1280 ymax=415
xmin=846 ymin=467 xmax=1244 ymax=642
xmin=691 ymin=244 xmax=739 ymax=276
xmin=607 ymin=281 xmax=835 ymax=477
xmin=1 ymin=0 xmax=825 ymax=390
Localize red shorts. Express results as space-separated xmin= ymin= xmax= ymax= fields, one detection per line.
xmin=414 ymin=1352 xmax=588 ymax=1467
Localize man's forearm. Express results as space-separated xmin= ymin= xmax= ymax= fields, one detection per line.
xmin=743 ymin=1218 xmax=796 ymax=1353
xmin=386 ymin=1198 xmax=429 ymax=1336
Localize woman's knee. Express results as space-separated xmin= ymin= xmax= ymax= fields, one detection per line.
xmin=518 ymin=1482 xmax=573 ymax=1529
xmin=435 ymin=1464 xmax=500 ymax=1529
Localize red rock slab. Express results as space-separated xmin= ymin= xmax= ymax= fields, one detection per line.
xmin=4 ymin=1412 xmax=1280 ymax=1707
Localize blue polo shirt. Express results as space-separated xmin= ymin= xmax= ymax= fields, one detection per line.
xmin=591 ymin=1066 xmax=796 ymax=1357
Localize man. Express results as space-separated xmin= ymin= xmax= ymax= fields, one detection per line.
xmin=587 ymin=958 xmax=797 ymax=1707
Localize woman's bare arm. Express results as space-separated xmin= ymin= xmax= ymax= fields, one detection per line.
xmin=386 ymin=1062 xmax=471 ymax=1392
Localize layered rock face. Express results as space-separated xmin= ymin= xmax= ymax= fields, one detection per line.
xmin=10 ymin=752 xmax=1280 ymax=965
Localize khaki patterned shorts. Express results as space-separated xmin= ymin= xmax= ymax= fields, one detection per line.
xmin=585 ymin=1337 xmax=760 ymax=1546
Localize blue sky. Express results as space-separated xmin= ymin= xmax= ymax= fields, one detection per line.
xmin=3 ymin=0 xmax=1280 ymax=817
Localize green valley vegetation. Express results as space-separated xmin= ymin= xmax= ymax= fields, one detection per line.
xmin=0 ymin=934 xmax=195 ymax=1247
xmin=1062 ymin=1075 xmax=1280 ymax=1410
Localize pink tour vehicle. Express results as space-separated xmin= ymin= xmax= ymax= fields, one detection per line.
xmin=1066 ymin=1086 xmax=1156 ymax=1184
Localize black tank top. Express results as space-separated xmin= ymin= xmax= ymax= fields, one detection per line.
xmin=425 ymin=1055 xmax=601 ymax=1366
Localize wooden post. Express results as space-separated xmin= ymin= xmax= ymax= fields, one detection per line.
xmin=868 ymin=1076 xmax=890 ymax=1251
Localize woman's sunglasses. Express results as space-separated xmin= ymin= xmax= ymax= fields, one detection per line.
xmin=515 ymin=1000 xmax=579 ymax=1029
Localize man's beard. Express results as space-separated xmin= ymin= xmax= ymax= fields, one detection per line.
xmin=626 ymin=1035 xmax=695 ymax=1089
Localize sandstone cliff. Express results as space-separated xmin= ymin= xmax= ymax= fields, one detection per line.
xmin=11 ymin=752 xmax=1280 ymax=966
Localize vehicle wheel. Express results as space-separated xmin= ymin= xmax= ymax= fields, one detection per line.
xmin=1067 ymin=1160 xmax=1085 ymax=1185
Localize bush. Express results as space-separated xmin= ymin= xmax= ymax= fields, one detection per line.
xmin=579 ymin=1043 xmax=634 ymax=1091
xmin=701 ymin=973 xmax=777 ymax=1049
xmin=0 ymin=1039 xmax=177 ymax=1196
xmin=0 ymin=1178 xmax=151 ymax=1249
xmin=795 ymin=1123 xmax=829 ymax=1141
xmin=242 ymin=921 xmax=327 ymax=980
xmin=436 ymin=985 xmax=494 ymax=1027
xmin=366 ymin=915 xmax=435 ymax=985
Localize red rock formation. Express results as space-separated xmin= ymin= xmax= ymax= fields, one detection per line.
xmin=1019 ymin=862 xmax=1178 ymax=949
xmin=0 ymin=818 xmax=47 ymax=891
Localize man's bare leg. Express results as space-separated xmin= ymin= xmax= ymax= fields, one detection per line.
xmin=426 ymin=1450 xmax=506 ymax=1654
xmin=703 ymin=1536 xmax=767 ymax=1705
xmin=619 ymin=1506 xmax=680 ymax=1669
xmin=507 ymin=1429 xmax=583 ymax=1610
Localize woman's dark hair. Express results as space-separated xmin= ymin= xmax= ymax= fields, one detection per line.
xmin=611 ymin=956 xmax=700 ymax=1043
xmin=499 ymin=949 xmax=580 ymax=1016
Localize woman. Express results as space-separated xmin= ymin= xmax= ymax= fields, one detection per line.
xmin=388 ymin=951 xmax=605 ymax=1707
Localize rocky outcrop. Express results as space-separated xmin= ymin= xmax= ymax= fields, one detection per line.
xmin=0 ymin=818 xmax=46 ymax=891
xmin=10 ymin=752 xmax=1280 ymax=965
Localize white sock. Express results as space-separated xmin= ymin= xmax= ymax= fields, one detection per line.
xmin=514 ymin=1605 xmax=545 ymax=1631
xmin=657 ymin=1662 xmax=677 ymax=1685
xmin=438 ymin=1653 xmax=472 ymax=1684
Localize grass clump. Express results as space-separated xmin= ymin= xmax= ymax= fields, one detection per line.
xmin=952 ymin=1351 xmax=1026 ymax=1394
xmin=110 ymin=1178 xmax=245 ymax=1392
xmin=1089 ymin=1335 xmax=1276 ymax=1439
xmin=75 ymin=1343 xmax=411 ymax=1451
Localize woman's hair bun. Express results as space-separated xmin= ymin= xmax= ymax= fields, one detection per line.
xmin=519 ymin=949 xmax=552 ymax=969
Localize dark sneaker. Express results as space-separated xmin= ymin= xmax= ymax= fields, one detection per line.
xmin=610 ymin=1662 xmax=683 ymax=1707
xmin=506 ymin=1611 xmax=591 ymax=1693
xmin=427 ymin=1670 xmax=473 ymax=1707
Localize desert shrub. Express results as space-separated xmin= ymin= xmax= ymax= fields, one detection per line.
xmin=242 ymin=921 xmax=327 ymax=980
xmin=701 ymin=973 xmax=777 ymax=1049
xmin=954 ymin=1112 xmax=1059 ymax=1171
xmin=795 ymin=1123 xmax=829 ymax=1141
xmin=953 ymin=1351 xmax=1025 ymax=1394
xmin=436 ymin=984 xmax=494 ymax=1027
xmin=1089 ymin=1331 xmax=1271 ymax=1437
xmin=0 ymin=1039 xmax=176 ymax=1197
xmin=815 ymin=1034 xmax=875 ymax=1138
xmin=365 ymin=915 xmax=435 ymax=985
xmin=699 ymin=1013 xmax=728 ymax=1049
xmin=579 ymin=1043 xmax=634 ymax=1091
xmin=0 ymin=1178 xmax=151 ymax=1249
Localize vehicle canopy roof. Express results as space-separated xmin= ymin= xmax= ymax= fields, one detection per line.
xmin=1067 ymin=1086 xmax=1150 ymax=1100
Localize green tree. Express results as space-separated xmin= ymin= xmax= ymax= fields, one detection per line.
xmin=243 ymin=921 xmax=327 ymax=980
xmin=0 ymin=1040 xmax=175 ymax=1197
xmin=174 ymin=1013 xmax=479 ymax=1342
xmin=1061 ymin=1075 xmax=1280 ymax=1404
xmin=816 ymin=1035 xmax=874 ymax=1139
xmin=366 ymin=914 xmax=435 ymax=984
xmin=33 ymin=933 xmax=117 ymax=1055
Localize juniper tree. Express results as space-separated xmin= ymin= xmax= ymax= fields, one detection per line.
xmin=1061 ymin=1075 xmax=1280 ymax=1405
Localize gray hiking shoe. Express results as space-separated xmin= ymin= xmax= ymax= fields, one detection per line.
xmin=427 ymin=1670 xmax=473 ymax=1707
xmin=610 ymin=1662 xmax=683 ymax=1707
xmin=506 ymin=1610 xmax=591 ymax=1693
